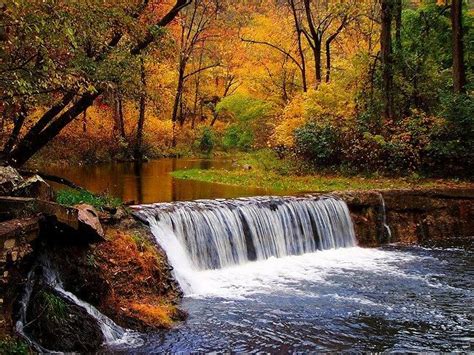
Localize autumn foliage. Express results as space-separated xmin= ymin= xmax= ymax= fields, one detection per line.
xmin=0 ymin=0 xmax=472 ymax=176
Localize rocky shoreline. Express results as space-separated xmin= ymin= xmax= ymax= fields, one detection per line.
xmin=0 ymin=166 xmax=186 ymax=352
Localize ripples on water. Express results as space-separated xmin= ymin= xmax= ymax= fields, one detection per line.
xmin=111 ymin=245 xmax=473 ymax=352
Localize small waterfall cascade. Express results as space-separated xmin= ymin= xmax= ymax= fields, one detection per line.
xmin=135 ymin=195 xmax=357 ymax=292
xmin=378 ymin=193 xmax=392 ymax=242
xmin=15 ymin=258 xmax=141 ymax=351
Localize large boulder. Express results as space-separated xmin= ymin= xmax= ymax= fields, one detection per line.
xmin=75 ymin=204 xmax=105 ymax=242
xmin=12 ymin=175 xmax=54 ymax=201
xmin=0 ymin=166 xmax=23 ymax=195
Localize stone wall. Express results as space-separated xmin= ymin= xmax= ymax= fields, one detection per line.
xmin=333 ymin=188 xmax=474 ymax=247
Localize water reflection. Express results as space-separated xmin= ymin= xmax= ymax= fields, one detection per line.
xmin=44 ymin=158 xmax=271 ymax=204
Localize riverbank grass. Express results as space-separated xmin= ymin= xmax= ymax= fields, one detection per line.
xmin=171 ymin=151 xmax=470 ymax=193
xmin=56 ymin=189 xmax=122 ymax=209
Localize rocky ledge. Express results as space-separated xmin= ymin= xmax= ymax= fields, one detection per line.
xmin=333 ymin=188 xmax=474 ymax=248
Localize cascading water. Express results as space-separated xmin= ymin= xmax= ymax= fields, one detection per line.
xmin=15 ymin=257 xmax=142 ymax=351
xmin=378 ymin=193 xmax=392 ymax=242
xmin=134 ymin=195 xmax=357 ymax=294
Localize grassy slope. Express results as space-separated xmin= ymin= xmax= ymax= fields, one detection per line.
xmin=171 ymin=150 xmax=472 ymax=193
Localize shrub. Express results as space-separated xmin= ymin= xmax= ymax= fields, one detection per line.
xmin=217 ymin=94 xmax=272 ymax=151
xmin=197 ymin=127 xmax=215 ymax=155
xmin=294 ymin=122 xmax=341 ymax=167
xmin=0 ymin=337 xmax=28 ymax=355
xmin=342 ymin=110 xmax=447 ymax=175
xmin=425 ymin=94 xmax=474 ymax=177
xmin=222 ymin=125 xmax=254 ymax=151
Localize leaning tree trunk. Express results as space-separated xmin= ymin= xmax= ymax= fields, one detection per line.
xmin=452 ymin=0 xmax=466 ymax=94
xmin=134 ymin=59 xmax=146 ymax=161
xmin=171 ymin=62 xmax=186 ymax=147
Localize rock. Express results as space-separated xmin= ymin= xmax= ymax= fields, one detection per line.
xmin=242 ymin=164 xmax=252 ymax=170
xmin=3 ymin=239 xmax=15 ymax=249
xmin=0 ymin=197 xmax=105 ymax=244
xmin=10 ymin=251 xmax=17 ymax=262
xmin=112 ymin=206 xmax=128 ymax=222
xmin=0 ymin=217 xmax=41 ymax=246
xmin=12 ymin=175 xmax=54 ymax=201
xmin=0 ymin=166 xmax=23 ymax=195
xmin=26 ymin=285 xmax=104 ymax=352
xmin=75 ymin=204 xmax=105 ymax=242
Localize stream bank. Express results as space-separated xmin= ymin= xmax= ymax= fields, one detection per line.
xmin=0 ymin=166 xmax=185 ymax=352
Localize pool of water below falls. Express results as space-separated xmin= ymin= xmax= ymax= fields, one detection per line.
xmin=110 ymin=245 xmax=473 ymax=352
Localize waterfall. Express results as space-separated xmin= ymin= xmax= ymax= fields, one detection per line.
xmin=15 ymin=258 xmax=142 ymax=351
xmin=135 ymin=196 xmax=357 ymax=293
xmin=378 ymin=193 xmax=392 ymax=242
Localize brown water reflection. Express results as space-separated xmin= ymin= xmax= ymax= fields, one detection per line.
xmin=44 ymin=158 xmax=272 ymax=204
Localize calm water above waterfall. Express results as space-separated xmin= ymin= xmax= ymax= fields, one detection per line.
xmin=42 ymin=158 xmax=270 ymax=203
xmin=111 ymin=245 xmax=472 ymax=352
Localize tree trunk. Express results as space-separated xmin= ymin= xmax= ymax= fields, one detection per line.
xmin=289 ymin=0 xmax=307 ymax=92
xmin=172 ymin=62 xmax=186 ymax=147
xmin=7 ymin=0 xmax=190 ymax=167
xmin=114 ymin=92 xmax=126 ymax=140
xmin=9 ymin=92 xmax=99 ymax=166
xmin=452 ymin=0 xmax=466 ymax=94
xmin=325 ymin=40 xmax=331 ymax=83
xmin=394 ymin=0 xmax=402 ymax=51
xmin=314 ymin=40 xmax=322 ymax=83
xmin=303 ymin=0 xmax=322 ymax=85
xmin=134 ymin=59 xmax=146 ymax=161
xmin=3 ymin=104 xmax=27 ymax=155
xmin=381 ymin=0 xmax=394 ymax=119
xmin=82 ymin=109 xmax=87 ymax=133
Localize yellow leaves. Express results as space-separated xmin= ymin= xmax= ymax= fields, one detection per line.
xmin=305 ymin=83 xmax=356 ymax=123
xmin=272 ymin=80 xmax=357 ymax=148
xmin=129 ymin=303 xmax=176 ymax=328
xmin=273 ymin=93 xmax=305 ymax=147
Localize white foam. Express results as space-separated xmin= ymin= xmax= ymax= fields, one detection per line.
xmin=182 ymin=247 xmax=418 ymax=299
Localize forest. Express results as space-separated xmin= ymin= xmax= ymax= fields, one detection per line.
xmin=0 ymin=0 xmax=472 ymax=178
xmin=1 ymin=1 xmax=474 ymax=353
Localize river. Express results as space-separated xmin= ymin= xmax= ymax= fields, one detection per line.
xmin=44 ymin=159 xmax=473 ymax=352
xmin=43 ymin=158 xmax=270 ymax=204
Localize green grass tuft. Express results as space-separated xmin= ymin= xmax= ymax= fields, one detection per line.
xmin=56 ymin=188 xmax=122 ymax=209
xmin=39 ymin=290 xmax=68 ymax=323
xmin=171 ymin=151 xmax=468 ymax=193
